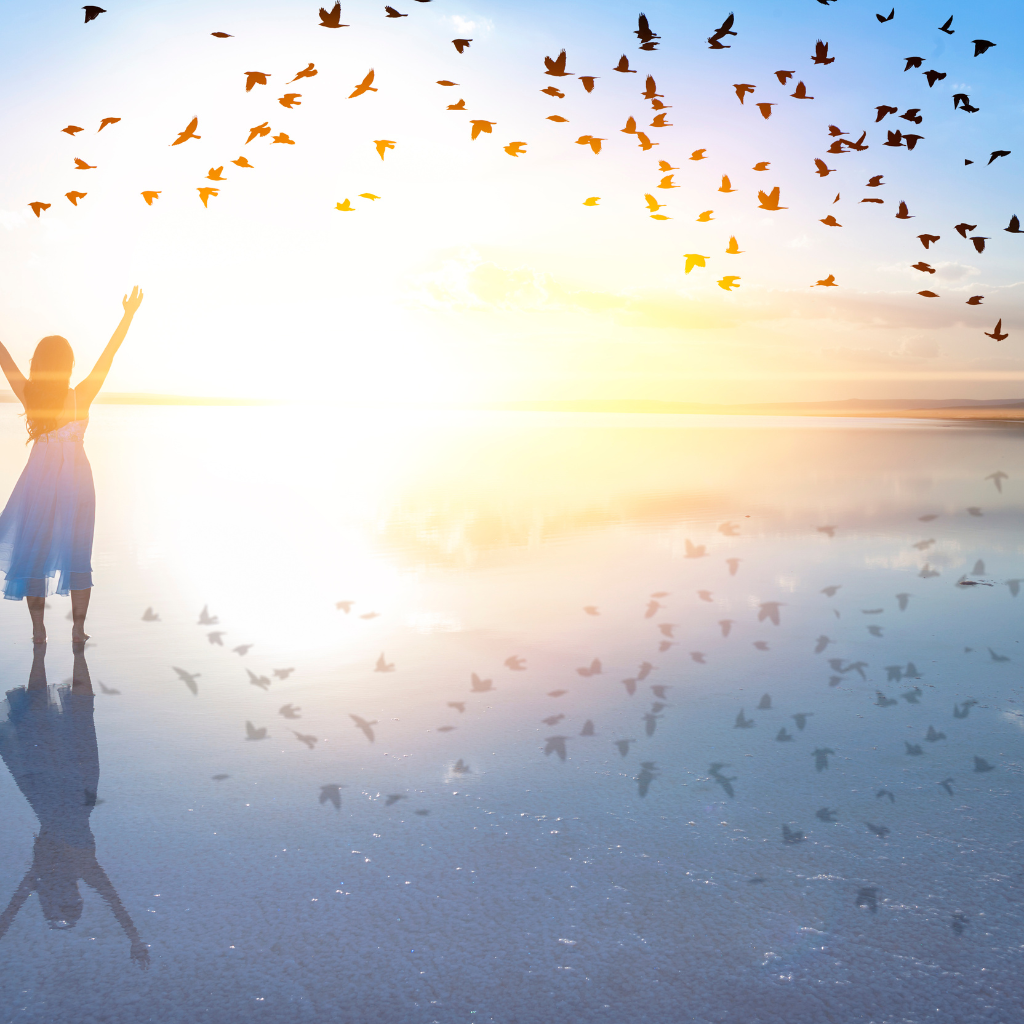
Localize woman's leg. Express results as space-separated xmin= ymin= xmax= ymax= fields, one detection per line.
xmin=27 ymin=596 xmax=45 ymax=643
xmin=71 ymin=588 xmax=91 ymax=643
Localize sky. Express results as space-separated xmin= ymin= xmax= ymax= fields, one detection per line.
xmin=0 ymin=0 xmax=1022 ymax=404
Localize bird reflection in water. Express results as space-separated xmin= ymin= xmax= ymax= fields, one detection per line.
xmin=0 ymin=644 xmax=149 ymax=967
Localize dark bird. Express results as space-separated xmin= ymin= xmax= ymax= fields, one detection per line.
xmin=709 ymin=764 xmax=736 ymax=798
xmin=580 ymin=720 xmax=595 ymax=737
xmin=643 ymin=713 xmax=661 ymax=737
xmin=719 ymin=619 xmax=736 ymax=636
xmin=244 ymin=71 xmax=270 ymax=92
xmin=988 ymin=151 xmax=1011 ymax=165
xmin=544 ymin=736 xmax=568 ymax=761
xmin=734 ymin=709 xmax=754 ymax=729
xmin=973 ymin=756 xmax=995 ymax=772
xmin=74 ymin=157 xmax=96 ymax=169
xmin=621 ymin=678 xmax=637 ymax=696
xmin=775 ymin=70 xmax=794 ymax=85
xmin=636 ymin=762 xmax=658 ymax=797
xmin=452 ymin=38 xmax=472 ymax=53
xmin=708 ymin=12 xmax=736 ymax=49
xmin=82 ymin=6 xmax=105 ymax=23
xmin=814 ymin=158 xmax=835 ymax=177
xmin=938 ymin=15 xmax=954 ymax=34
xmin=637 ymin=662 xmax=655 ymax=681
xmin=812 ymin=40 xmax=834 ymax=65
xmin=972 ymin=39 xmax=995 ymax=56
xmin=447 ymin=702 xmax=466 ymax=713
xmin=319 ymin=785 xmax=343 ymax=810
xmin=938 ymin=778 xmax=955 ymax=796
xmin=635 ymin=13 xmax=659 ymax=46
xmin=923 ymin=70 xmax=947 ymax=87
xmin=877 ymin=789 xmax=895 ymax=803
xmin=790 ymin=81 xmax=813 ymax=100
xmin=876 ymin=8 xmax=894 ymax=23
xmin=615 ymin=739 xmax=635 ymax=756
xmin=902 ymin=686 xmax=922 ymax=704
xmin=913 ymin=262 xmax=935 ymax=273
xmin=792 ymin=713 xmax=813 ymax=730
xmin=734 ymin=83 xmax=756 ymax=104
xmin=986 ymin=470 xmax=1009 ymax=491
xmin=246 ymin=669 xmax=270 ymax=690
xmin=319 ymin=3 xmax=348 ymax=27
xmin=97 ymin=681 xmax=120 ymax=695
xmin=172 ymin=667 xmax=200 ymax=695
xmin=97 ymin=116 xmax=120 ymax=131
xmin=1005 ymin=215 xmax=1022 ymax=233
xmin=970 ymin=236 xmax=988 ymax=253
xmin=758 ymin=602 xmax=784 ymax=625
xmin=758 ymin=187 xmax=786 ymax=211
xmin=876 ymin=691 xmax=898 ymax=707
xmin=900 ymin=109 xmax=923 ymax=125
xmin=918 ymin=233 xmax=940 ymax=248
xmin=544 ymin=50 xmax=572 ymax=76
xmin=279 ymin=704 xmax=302 ymax=719
xmin=384 ymin=5 xmax=407 ymax=16
xmin=885 ymin=130 xmax=905 ymax=147
xmin=776 ymin=727 xmax=794 ymax=741
xmin=613 ymin=55 xmax=636 ymax=73
xmin=293 ymin=730 xmax=318 ymax=750
xmin=782 ymin=824 xmax=804 ymax=843
xmin=985 ymin=320 xmax=1008 ymax=341
xmin=172 ymin=117 xmax=200 ymax=145
xmin=952 ymin=912 xmax=968 ymax=935
xmin=756 ymin=103 xmax=775 ymax=119
xmin=904 ymin=56 xmax=924 ymax=70
xmin=141 ymin=606 xmax=160 ymax=621
xmin=451 ymin=759 xmax=471 ymax=774
xmin=350 ymin=714 xmax=377 ymax=742
xmin=926 ymin=726 xmax=946 ymax=742
xmin=757 ymin=694 xmax=771 ymax=710
xmin=895 ymin=201 xmax=913 ymax=219
xmin=470 ymin=672 xmax=493 ymax=692
xmin=385 ymin=794 xmax=407 ymax=807
xmin=579 ymin=76 xmax=598 ymax=92
xmin=232 ymin=643 xmax=253 ymax=655
xmin=953 ymin=699 xmax=977 ymax=718
xmin=866 ymin=822 xmax=890 ymax=838
xmin=875 ymin=105 xmax=898 ymax=122
xmin=955 ymin=223 xmax=977 ymax=238
xmin=905 ymin=742 xmax=924 ymax=756
xmin=856 ymin=887 xmax=878 ymax=912
xmin=211 ymin=32 xmax=233 ymax=38
xmin=812 ymin=747 xmax=835 ymax=770
xmin=577 ymin=658 xmax=602 ymax=677
xmin=816 ymin=807 xmax=838 ymax=822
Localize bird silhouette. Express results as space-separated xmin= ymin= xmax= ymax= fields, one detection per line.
xmin=636 ymin=762 xmax=658 ymax=797
xmin=776 ymin=727 xmax=794 ymax=742
xmin=1004 ymin=215 xmax=1022 ymax=233
xmin=913 ymin=262 xmax=935 ymax=274
xmin=637 ymin=661 xmax=655 ymax=681
xmin=244 ymin=71 xmax=269 ymax=92
xmin=384 ymin=5 xmax=407 ymax=16
xmin=876 ymin=8 xmax=894 ymax=22
xmin=792 ymin=713 xmax=814 ymax=731
xmin=270 ymin=133 xmax=294 ymax=145
xmin=97 ymin=681 xmax=120 ymax=695
xmin=925 ymin=726 xmax=946 ymax=742
xmin=575 ymin=135 xmax=604 ymax=154
xmin=613 ymin=55 xmax=636 ymax=73
xmin=814 ymin=158 xmax=835 ymax=178
xmin=697 ymin=210 xmax=714 ymax=222
xmin=734 ymin=709 xmax=754 ymax=729
xmin=278 ymin=704 xmax=302 ymax=720
xmin=504 ymin=655 xmax=526 ymax=670
xmin=683 ymin=255 xmax=708 ymax=275
xmin=816 ymin=807 xmax=839 ymax=823
xmin=544 ymin=50 xmax=572 ymax=76
xmin=577 ymin=658 xmax=602 ymax=677
xmin=876 ymin=789 xmax=895 ymax=803
xmin=540 ymin=87 xmax=564 ymax=98
xmin=447 ymin=99 xmax=467 ymax=110
xmin=917 ymin=234 xmax=940 ymax=249
xmin=171 ymin=667 xmax=200 ymax=695
xmin=820 ymin=215 xmax=841 ymax=227
xmin=318 ymin=2 xmax=348 ymax=25
xmin=985 ymin=320 xmax=1008 ymax=341
xmin=708 ymin=12 xmax=736 ymax=49
xmin=319 ymin=784 xmax=343 ymax=809
xmin=335 ymin=199 xmax=354 ymax=212
xmin=544 ymin=736 xmax=569 ymax=761
xmin=813 ymin=275 xmax=838 ymax=287
xmin=374 ymin=139 xmax=396 ymax=159
xmin=246 ymin=669 xmax=271 ymax=691
xmin=470 ymin=121 xmax=496 ymax=140
xmin=350 ymin=715 xmax=377 ymax=742
xmin=812 ymin=747 xmax=834 ymax=770
xmin=758 ymin=187 xmax=786 ymax=211
xmin=953 ymin=699 xmax=978 ymax=718
xmin=245 ymin=721 xmax=268 ymax=741
xmin=970 ymin=236 xmax=988 ymax=253
xmin=733 ymin=83 xmax=755 ymax=104
xmin=292 ymin=730 xmax=318 ymax=750
xmin=453 ymin=39 xmax=472 ymax=53
xmin=615 ymin=739 xmax=635 ymax=756
xmin=470 ymin=673 xmax=493 ymax=692
xmin=875 ymin=105 xmax=898 ymax=122
xmin=83 ymin=6 xmax=105 ymax=23
xmin=245 ymin=121 xmax=270 ymax=144
xmin=73 ymin=157 xmax=96 ymax=170
xmin=812 ymin=40 xmax=834 ymax=65
xmin=579 ymin=76 xmax=598 ymax=92
xmin=904 ymin=56 xmax=924 ymax=70
xmin=895 ymin=201 xmax=913 ymax=219
xmin=938 ymin=15 xmax=954 ymax=34
xmin=758 ymin=602 xmax=784 ymax=625
xmin=278 ymin=93 xmax=302 ymax=108
xmin=782 ymin=824 xmax=805 ymax=843
xmin=900 ymin=108 xmax=923 ymax=124
xmin=374 ymin=652 xmax=394 ymax=673
xmin=580 ymin=720 xmax=595 ymax=737
xmin=790 ymin=81 xmax=813 ymax=100
xmin=973 ymin=756 xmax=995 ymax=773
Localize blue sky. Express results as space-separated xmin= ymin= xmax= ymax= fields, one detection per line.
xmin=0 ymin=0 xmax=1021 ymax=402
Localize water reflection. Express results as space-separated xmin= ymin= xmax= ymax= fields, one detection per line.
xmin=0 ymin=646 xmax=148 ymax=968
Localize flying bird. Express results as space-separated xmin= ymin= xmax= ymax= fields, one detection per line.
xmin=170 ymin=117 xmax=202 ymax=146
xmin=989 ymin=151 xmax=1011 ymax=165
xmin=452 ymin=39 xmax=472 ymax=53
xmin=470 ymin=672 xmax=493 ymax=692
xmin=972 ymin=39 xmax=995 ymax=56
xmin=752 ymin=161 xmax=770 ymax=171
xmin=895 ymin=201 xmax=913 ymax=219
xmin=718 ymin=276 xmax=740 ymax=291
xmin=348 ymin=69 xmax=378 ymax=98
xmin=790 ymin=81 xmax=813 ymax=99
xmin=447 ymin=100 xmax=466 ymax=110
xmin=384 ymin=6 xmax=407 ymax=16
xmin=579 ymin=76 xmax=598 ymax=92
xmin=62 ymin=125 xmax=84 ymax=135
xmin=335 ymin=199 xmax=354 ymax=211
xmin=74 ymin=158 xmax=95 ymax=169
xmin=350 ymin=714 xmax=377 ymax=742
xmin=719 ymin=175 xmax=735 ymax=193
xmin=211 ymin=32 xmax=233 ymax=38
xmin=279 ymin=94 xmax=301 ymax=108
xmin=985 ymin=320 xmax=1008 ymax=341
xmin=697 ymin=211 xmax=714 ymax=222
xmin=904 ymin=56 xmax=924 ymax=70
xmin=918 ymin=233 xmax=940 ymax=248
xmin=876 ymin=8 xmax=894 ymax=22
xmin=814 ymin=159 xmax=835 ymax=177
xmin=544 ymin=50 xmax=572 ymax=76
xmin=613 ymin=55 xmax=636 ymax=73
xmin=470 ymin=121 xmax=496 ymax=140
xmin=756 ymin=103 xmax=775 ymax=120
xmin=540 ymin=87 xmax=564 ymax=98
xmin=1005 ymin=215 xmax=1022 ymax=233
xmin=775 ymin=70 xmax=794 ymax=85
xmin=757 ymin=187 xmax=786 ymax=211
xmin=271 ymin=132 xmax=294 ymax=144
xmin=244 ymin=71 xmax=269 ymax=92
xmin=813 ymin=275 xmax=837 ymax=287
xmin=985 ymin=471 xmax=1008 ymax=491
xmin=726 ymin=237 xmax=744 ymax=254
xmin=734 ymin=83 xmax=755 ymax=103
xmin=970 ymin=236 xmax=988 ymax=253
xmin=938 ymin=15 xmax=954 ymax=34
xmin=812 ymin=41 xmax=834 ymax=65
xmin=683 ymin=254 xmax=708 ymax=274
xmin=374 ymin=139 xmax=396 ymax=159
xmin=65 ymin=191 xmax=86 ymax=206
xmin=97 ymin=117 xmax=120 ymax=132
xmin=232 ymin=156 xmax=253 ymax=168
xmin=82 ymin=6 xmax=105 ymax=23
xmin=923 ymin=70 xmax=947 ymax=87
xmin=197 ymin=187 xmax=219 ymax=207
xmin=319 ymin=3 xmax=348 ymax=28
xmin=690 ymin=149 xmax=706 ymax=160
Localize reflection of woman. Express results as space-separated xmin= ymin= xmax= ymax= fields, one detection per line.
xmin=0 ymin=287 xmax=143 ymax=642
xmin=0 ymin=644 xmax=149 ymax=967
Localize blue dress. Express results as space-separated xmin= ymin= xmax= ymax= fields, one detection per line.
xmin=0 ymin=413 xmax=95 ymax=600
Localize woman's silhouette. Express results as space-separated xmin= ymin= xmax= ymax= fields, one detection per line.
xmin=0 ymin=287 xmax=143 ymax=642
xmin=0 ymin=644 xmax=149 ymax=967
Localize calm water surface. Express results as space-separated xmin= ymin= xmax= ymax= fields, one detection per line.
xmin=0 ymin=408 xmax=1022 ymax=1024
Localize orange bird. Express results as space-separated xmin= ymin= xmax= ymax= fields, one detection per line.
xmin=289 ymin=63 xmax=317 ymax=83
xmin=28 ymin=202 xmax=50 ymax=217
xmin=350 ymin=70 xmax=377 ymax=98
xmin=447 ymin=99 xmax=466 ymax=111
xmin=790 ymin=81 xmax=813 ymax=99
xmin=207 ymin=166 xmax=226 ymax=180
xmin=374 ymin=139 xmax=396 ymax=159
xmin=504 ymin=141 xmax=527 ymax=157
xmin=279 ymin=94 xmax=302 ymax=108
xmin=141 ymin=191 xmax=161 ymax=205
xmin=757 ymin=187 xmax=786 ymax=210
xmin=244 ymin=71 xmax=269 ymax=92
xmin=65 ymin=192 xmax=87 ymax=205
xmin=197 ymin=187 xmax=219 ymax=207
xmin=683 ymin=254 xmax=708 ymax=274
xmin=319 ymin=3 xmax=347 ymax=27
xmin=62 ymin=125 xmax=84 ymax=135
xmin=98 ymin=117 xmax=121 ymax=131
xmin=246 ymin=122 xmax=271 ymax=144
xmin=726 ymin=236 xmax=744 ymax=253
xmin=271 ymin=133 xmax=295 ymax=144
xmin=812 ymin=275 xmax=837 ymax=287
xmin=73 ymin=157 xmax=96 ymax=169
xmin=547 ymin=115 xmax=569 ymax=123
xmin=470 ymin=120 xmax=496 ymax=139
xmin=232 ymin=156 xmax=254 ymax=168
xmin=172 ymin=117 xmax=200 ymax=145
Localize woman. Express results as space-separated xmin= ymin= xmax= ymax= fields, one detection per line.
xmin=0 ymin=643 xmax=149 ymax=967
xmin=0 ymin=287 xmax=143 ymax=642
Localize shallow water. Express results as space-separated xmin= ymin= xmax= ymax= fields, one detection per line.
xmin=0 ymin=408 xmax=1022 ymax=1024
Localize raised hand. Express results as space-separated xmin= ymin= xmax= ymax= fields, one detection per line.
xmin=122 ymin=285 xmax=144 ymax=316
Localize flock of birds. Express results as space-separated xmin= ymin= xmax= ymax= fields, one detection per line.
xmin=119 ymin=467 xmax=1021 ymax=881
xmin=24 ymin=5 xmax=1014 ymax=340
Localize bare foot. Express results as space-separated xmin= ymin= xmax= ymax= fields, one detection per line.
xmin=71 ymin=631 xmax=90 ymax=644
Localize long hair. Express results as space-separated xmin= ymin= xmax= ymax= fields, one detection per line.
xmin=23 ymin=336 xmax=75 ymax=442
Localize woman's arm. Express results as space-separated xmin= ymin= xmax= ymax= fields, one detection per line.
xmin=75 ymin=286 xmax=144 ymax=411
xmin=83 ymin=861 xmax=150 ymax=969
xmin=0 ymin=341 xmax=28 ymax=407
